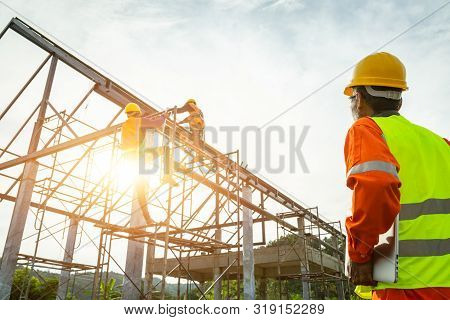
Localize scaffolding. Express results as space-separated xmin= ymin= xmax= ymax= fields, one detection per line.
xmin=0 ymin=17 xmax=348 ymax=300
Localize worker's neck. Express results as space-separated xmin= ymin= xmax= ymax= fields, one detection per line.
xmin=372 ymin=110 xmax=400 ymax=117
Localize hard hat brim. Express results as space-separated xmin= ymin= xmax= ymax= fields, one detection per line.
xmin=343 ymin=78 xmax=408 ymax=96
xmin=344 ymin=86 xmax=353 ymax=96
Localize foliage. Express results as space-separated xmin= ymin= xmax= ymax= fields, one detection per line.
xmin=321 ymin=236 xmax=345 ymax=257
xmin=267 ymin=233 xmax=299 ymax=247
xmin=99 ymin=278 xmax=122 ymax=300
xmin=196 ymin=278 xmax=305 ymax=300
xmin=262 ymin=278 xmax=304 ymax=300
xmin=39 ymin=276 xmax=59 ymax=299
xmin=65 ymin=291 xmax=77 ymax=300
xmin=10 ymin=268 xmax=59 ymax=300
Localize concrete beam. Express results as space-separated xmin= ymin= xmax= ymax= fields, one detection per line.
xmin=150 ymin=242 xmax=342 ymax=283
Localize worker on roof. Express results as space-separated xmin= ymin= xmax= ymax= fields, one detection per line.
xmin=121 ymin=102 xmax=167 ymax=225
xmin=343 ymin=52 xmax=450 ymax=300
xmin=176 ymin=98 xmax=205 ymax=162
xmin=121 ymin=102 xmax=166 ymax=154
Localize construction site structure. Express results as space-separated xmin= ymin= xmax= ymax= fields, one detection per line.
xmin=0 ymin=18 xmax=348 ymax=300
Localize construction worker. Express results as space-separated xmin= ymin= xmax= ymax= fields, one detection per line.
xmin=343 ymin=52 xmax=450 ymax=300
xmin=121 ymin=102 xmax=166 ymax=154
xmin=176 ymin=98 xmax=205 ymax=162
xmin=121 ymin=102 xmax=167 ymax=225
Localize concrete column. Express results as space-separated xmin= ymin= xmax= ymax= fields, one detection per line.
xmin=336 ymin=277 xmax=345 ymax=300
xmin=297 ymin=217 xmax=311 ymax=300
xmin=144 ymin=237 xmax=155 ymax=299
xmin=242 ymin=186 xmax=255 ymax=300
xmin=213 ymin=169 xmax=222 ymax=300
xmin=200 ymin=281 xmax=206 ymax=297
xmin=0 ymin=56 xmax=58 ymax=300
xmin=122 ymin=186 xmax=146 ymax=300
xmin=56 ymin=219 xmax=79 ymax=299
xmin=143 ymin=129 xmax=155 ymax=300
xmin=213 ymin=266 xmax=222 ymax=299
xmin=258 ymin=277 xmax=267 ymax=300
xmin=332 ymin=235 xmax=345 ymax=300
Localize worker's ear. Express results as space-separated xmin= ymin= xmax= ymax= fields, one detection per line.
xmin=396 ymin=99 xmax=402 ymax=111
xmin=355 ymin=92 xmax=364 ymax=111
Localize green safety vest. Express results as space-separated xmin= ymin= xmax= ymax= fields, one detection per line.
xmin=370 ymin=114 xmax=450 ymax=290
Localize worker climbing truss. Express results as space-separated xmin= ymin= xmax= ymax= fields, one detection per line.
xmin=0 ymin=17 xmax=348 ymax=300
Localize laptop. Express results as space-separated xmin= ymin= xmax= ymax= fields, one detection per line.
xmin=345 ymin=215 xmax=398 ymax=283
xmin=373 ymin=215 xmax=399 ymax=283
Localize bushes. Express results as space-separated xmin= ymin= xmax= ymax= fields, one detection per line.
xmin=10 ymin=268 xmax=59 ymax=300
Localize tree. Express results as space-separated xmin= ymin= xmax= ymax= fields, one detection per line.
xmin=10 ymin=268 xmax=41 ymax=299
xmin=10 ymin=268 xmax=59 ymax=300
xmin=99 ymin=278 xmax=122 ymax=300
xmin=322 ymin=236 xmax=345 ymax=258
xmin=39 ymin=276 xmax=59 ymax=300
xmin=267 ymin=233 xmax=299 ymax=247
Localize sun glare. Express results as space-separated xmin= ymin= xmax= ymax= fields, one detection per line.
xmin=113 ymin=157 xmax=141 ymax=188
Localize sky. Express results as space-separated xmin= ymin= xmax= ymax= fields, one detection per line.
xmin=0 ymin=0 xmax=449 ymax=274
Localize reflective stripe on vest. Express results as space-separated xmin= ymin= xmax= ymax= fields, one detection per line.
xmin=400 ymin=198 xmax=450 ymax=221
xmin=347 ymin=160 xmax=398 ymax=178
xmin=371 ymin=115 xmax=450 ymax=290
xmin=399 ymin=238 xmax=450 ymax=257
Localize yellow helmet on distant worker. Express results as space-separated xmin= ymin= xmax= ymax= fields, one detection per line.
xmin=125 ymin=102 xmax=141 ymax=114
xmin=186 ymin=98 xmax=197 ymax=105
xmin=344 ymin=52 xmax=408 ymax=96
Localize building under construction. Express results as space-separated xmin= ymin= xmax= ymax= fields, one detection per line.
xmin=0 ymin=18 xmax=348 ymax=300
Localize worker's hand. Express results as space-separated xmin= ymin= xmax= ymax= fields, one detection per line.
xmin=350 ymin=260 xmax=377 ymax=286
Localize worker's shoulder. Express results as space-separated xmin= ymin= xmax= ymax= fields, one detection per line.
xmin=347 ymin=116 xmax=382 ymax=135
xmin=123 ymin=116 xmax=139 ymax=126
xmin=352 ymin=116 xmax=379 ymax=129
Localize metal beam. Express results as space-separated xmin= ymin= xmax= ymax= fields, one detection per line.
xmin=0 ymin=123 xmax=121 ymax=171
xmin=0 ymin=192 xmax=222 ymax=253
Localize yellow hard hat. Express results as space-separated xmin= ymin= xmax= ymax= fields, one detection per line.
xmin=344 ymin=52 xmax=408 ymax=96
xmin=125 ymin=102 xmax=141 ymax=114
xmin=186 ymin=98 xmax=197 ymax=105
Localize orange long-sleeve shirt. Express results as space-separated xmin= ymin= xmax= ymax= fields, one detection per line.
xmin=344 ymin=116 xmax=450 ymax=300
xmin=344 ymin=116 xmax=401 ymax=263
